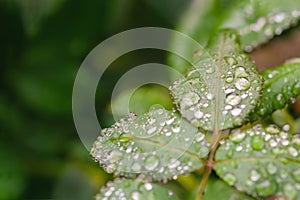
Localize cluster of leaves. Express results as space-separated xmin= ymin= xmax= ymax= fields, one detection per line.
xmin=91 ymin=0 xmax=300 ymax=199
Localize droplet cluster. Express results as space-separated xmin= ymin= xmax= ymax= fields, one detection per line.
xmin=215 ymin=124 xmax=300 ymax=199
xmin=91 ymin=106 xmax=211 ymax=181
xmin=170 ymin=31 xmax=262 ymax=131
xmin=250 ymin=58 xmax=300 ymax=121
xmin=95 ymin=179 xmax=177 ymax=200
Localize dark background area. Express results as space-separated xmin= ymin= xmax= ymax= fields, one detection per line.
xmin=0 ymin=0 xmax=192 ymax=199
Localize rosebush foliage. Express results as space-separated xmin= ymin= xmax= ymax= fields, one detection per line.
xmin=91 ymin=0 xmax=300 ymax=199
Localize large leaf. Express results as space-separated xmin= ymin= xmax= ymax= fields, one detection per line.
xmin=91 ymin=106 xmax=210 ymax=181
xmin=170 ymin=30 xmax=263 ymax=131
xmin=214 ymin=124 xmax=300 ymax=199
xmin=95 ymin=178 xmax=178 ymax=200
xmin=250 ymin=58 xmax=300 ymax=121
xmin=220 ymin=0 xmax=300 ymax=51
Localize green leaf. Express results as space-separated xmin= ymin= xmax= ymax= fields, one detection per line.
xmin=214 ymin=124 xmax=300 ymax=199
xmin=95 ymin=179 xmax=178 ymax=200
xmin=250 ymin=58 xmax=300 ymax=121
xmin=203 ymin=175 xmax=255 ymax=200
xmin=220 ymin=0 xmax=300 ymax=51
xmin=91 ymin=106 xmax=210 ymax=181
xmin=170 ymin=30 xmax=263 ymax=131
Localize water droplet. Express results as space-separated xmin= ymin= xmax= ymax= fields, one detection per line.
xmin=256 ymin=180 xmax=277 ymax=197
xmin=235 ymin=78 xmax=250 ymax=91
xmin=230 ymin=131 xmax=246 ymax=143
xmin=231 ymin=108 xmax=242 ymax=116
xmin=172 ymin=126 xmax=180 ymax=133
xmin=195 ymin=132 xmax=205 ymax=142
xmin=165 ymin=131 xmax=172 ymax=137
xmin=166 ymin=117 xmax=175 ymax=125
xmin=223 ymin=173 xmax=237 ymax=185
xmin=282 ymin=124 xmax=290 ymax=132
xmin=235 ymin=145 xmax=243 ymax=152
xmin=110 ymin=150 xmax=123 ymax=163
xmin=207 ymin=93 xmax=214 ymax=100
xmin=250 ymin=169 xmax=261 ymax=182
xmin=251 ymin=135 xmax=264 ymax=150
xmin=194 ymin=110 xmax=204 ymax=119
xmin=234 ymin=66 xmax=248 ymax=78
xmin=288 ymin=147 xmax=298 ymax=157
xmin=206 ymin=67 xmax=215 ymax=74
xmin=292 ymin=81 xmax=300 ymax=94
xmin=224 ymin=56 xmax=238 ymax=65
xmin=145 ymin=155 xmax=159 ymax=170
xmin=168 ymin=158 xmax=180 ymax=169
xmin=292 ymin=169 xmax=300 ymax=182
xmin=147 ymin=126 xmax=157 ymax=134
xmin=284 ymin=183 xmax=297 ymax=199
xmin=226 ymin=94 xmax=242 ymax=106
xmin=132 ymin=162 xmax=141 ymax=171
xmin=266 ymin=124 xmax=280 ymax=134
xmin=269 ymin=139 xmax=277 ymax=147
xmin=144 ymin=183 xmax=153 ymax=191
xmin=131 ymin=191 xmax=142 ymax=200
xmin=267 ymin=163 xmax=277 ymax=175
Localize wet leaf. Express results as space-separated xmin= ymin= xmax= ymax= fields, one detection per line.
xmin=170 ymin=30 xmax=262 ymax=131
xmin=95 ymin=179 xmax=178 ymax=200
xmin=250 ymin=58 xmax=300 ymax=121
xmin=215 ymin=124 xmax=300 ymax=199
xmin=220 ymin=0 xmax=300 ymax=51
xmin=203 ymin=175 xmax=255 ymax=200
xmin=91 ymin=106 xmax=210 ymax=181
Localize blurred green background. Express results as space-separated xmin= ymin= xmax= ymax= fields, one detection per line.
xmin=0 ymin=0 xmax=195 ymax=199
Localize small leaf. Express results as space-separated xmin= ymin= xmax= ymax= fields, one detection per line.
xmin=214 ymin=124 xmax=300 ymax=199
xmin=250 ymin=58 xmax=300 ymax=121
xmin=170 ymin=30 xmax=262 ymax=131
xmin=220 ymin=0 xmax=300 ymax=51
xmin=95 ymin=178 xmax=178 ymax=200
xmin=91 ymin=106 xmax=210 ymax=181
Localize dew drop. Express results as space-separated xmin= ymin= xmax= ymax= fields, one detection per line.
xmin=249 ymin=169 xmax=261 ymax=182
xmin=224 ymin=56 xmax=238 ymax=65
xmin=147 ymin=126 xmax=157 ymax=134
xmin=284 ymin=183 xmax=297 ymax=199
xmin=235 ymin=78 xmax=251 ymax=91
xmin=206 ymin=67 xmax=215 ymax=74
xmin=288 ymin=147 xmax=298 ymax=157
xmin=230 ymin=131 xmax=246 ymax=143
xmin=168 ymin=158 xmax=180 ymax=169
xmin=292 ymin=81 xmax=300 ymax=94
xmin=251 ymin=135 xmax=264 ymax=150
xmin=231 ymin=108 xmax=242 ymax=116
xmin=145 ymin=155 xmax=159 ymax=170
xmin=266 ymin=124 xmax=280 ymax=134
xmin=223 ymin=173 xmax=237 ymax=186
xmin=234 ymin=66 xmax=248 ymax=78
xmin=172 ymin=126 xmax=180 ymax=133
xmin=256 ymin=180 xmax=277 ymax=197
xmin=110 ymin=150 xmax=123 ymax=163
xmin=267 ymin=163 xmax=277 ymax=175
xmin=131 ymin=191 xmax=142 ymax=200
xmin=194 ymin=110 xmax=204 ymax=119
xmin=132 ymin=162 xmax=141 ymax=171
xmin=292 ymin=169 xmax=300 ymax=182
xmin=207 ymin=93 xmax=214 ymax=100
xmin=195 ymin=132 xmax=205 ymax=142
xmin=225 ymin=94 xmax=242 ymax=106
xmin=144 ymin=183 xmax=153 ymax=191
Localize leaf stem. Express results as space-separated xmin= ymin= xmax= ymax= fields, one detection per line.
xmin=196 ymin=133 xmax=220 ymax=200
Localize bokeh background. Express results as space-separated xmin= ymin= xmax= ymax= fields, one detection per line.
xmin=0 ymin=0 xmax=192 ymax=199
xmin=1 ymin=0 xmax=300 ymax=199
